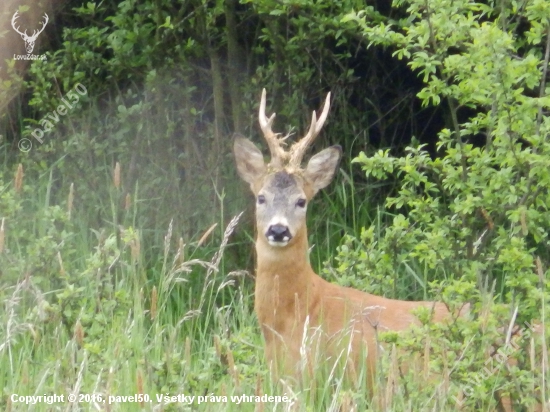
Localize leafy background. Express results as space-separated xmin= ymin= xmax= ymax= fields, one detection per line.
xmin=0 ymin=0 xmax=549 ymax=410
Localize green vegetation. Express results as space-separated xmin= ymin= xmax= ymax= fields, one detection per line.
xmin=1 ymin=0 xmax=549 ymax=410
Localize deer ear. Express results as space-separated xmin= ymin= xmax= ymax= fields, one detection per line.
xmin=233 ymin=136 xmax=266 ymax=186
xmin=304 ymin=146 xmax=341 ymax=195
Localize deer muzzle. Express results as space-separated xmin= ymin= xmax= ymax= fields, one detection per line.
xmin=266 ymin=224 xmax=292 ymax=246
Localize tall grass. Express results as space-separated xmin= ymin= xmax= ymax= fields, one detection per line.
xmin=0 ymin=153 xmax=370 ymax=411
xmin=1 ymin=142 xmax=548 ymax=411
xmin=0 ymin=155 xmax=240 ymax=406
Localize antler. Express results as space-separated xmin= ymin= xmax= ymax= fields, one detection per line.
xmin=259 ymin=89 xmax=289 ymax=168
xmin=11 ymin=12 xmax=26 ymax=37
xmin=11 ymin=12 xmax=48 ymax=40
xmin=259 ymin=89 xmax=331 ymax=169
xmin=289 ymin=92 xmax=331 ymax=168
xmin=34 ymin=13 xmax=49 ymax=38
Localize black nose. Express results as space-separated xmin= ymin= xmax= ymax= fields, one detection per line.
xmin=266 ymin=224 xmax=292 ymax=243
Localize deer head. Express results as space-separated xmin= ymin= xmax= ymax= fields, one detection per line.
xmin=12 ymin=11 xmax=49 ymax=54
xmin=234 ymin=89 xmax=341 ymax=248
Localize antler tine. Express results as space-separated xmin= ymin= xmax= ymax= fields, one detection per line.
xmin=289 ymin=92 xmax=331 ymax=167
xmin=38 ymin=14 xmax=49 ymax=33
xmin=259 ymin=88 xmax=287 ymax=168
xmin=30 ymin=13 xmax=49 ymax=39
xmin=11 ymin=12 xmax=26 ymax=36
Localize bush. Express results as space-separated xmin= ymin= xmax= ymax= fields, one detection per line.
xmin=332 ymin=0 xmax=550 ymax=408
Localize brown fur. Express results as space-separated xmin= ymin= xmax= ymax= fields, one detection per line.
xmin=253 ymin=204 xmax=451 ymax=378
xmin=233 ymin=90 xmax=543 ymax=411
xmin=234 ymin=135 xmax=453 ymax=383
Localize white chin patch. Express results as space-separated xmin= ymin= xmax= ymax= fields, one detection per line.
xmin=267 ymin=236 xmax=289 ymax=247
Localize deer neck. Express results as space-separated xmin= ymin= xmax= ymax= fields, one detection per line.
xmin=255 ymin=227 xmax=314 ymax=293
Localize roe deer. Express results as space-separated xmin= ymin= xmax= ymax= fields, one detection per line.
xmin=233 ymin=90 xmax=543 ymax=410
xmin=233 ymin=88 xmax=456 ymax=376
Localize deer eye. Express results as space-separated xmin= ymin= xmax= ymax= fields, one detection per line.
xmin=296 ymin=199 xmax=306 ymax=208
xmin=257 ymin=195 xmax=266 ymax=204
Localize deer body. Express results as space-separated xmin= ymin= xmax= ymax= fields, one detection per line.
xmin=254 ymin=224 xmax=450 ymax=377
xmin=234 ymin=90 xmax=544 ymax=412
xmin=233 ymin=89 xmax=454 ymax=380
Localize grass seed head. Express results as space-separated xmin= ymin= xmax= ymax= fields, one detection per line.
xmin=113 ymin=162 xmax=121 ymax=189
xmin=150 ymin=286 xmax=157 ymax=320
xmin=14 ymin=163 xmax=23 ymax=193
xmin=74 ymin=320 xmax=84 ymax=347
xmin=124 ymin=192 xmax=131 ymax=210
xmin=136 ymin=368 xmax=144 ymax=406
xmin=67 ymin=182 xmax=74 ymax=219
xmin=0 ymin=218 xmax=4 ymax=254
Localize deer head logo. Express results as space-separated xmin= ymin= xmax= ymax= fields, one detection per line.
xmin=11 ymin=11 xmax=49 ymax=54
